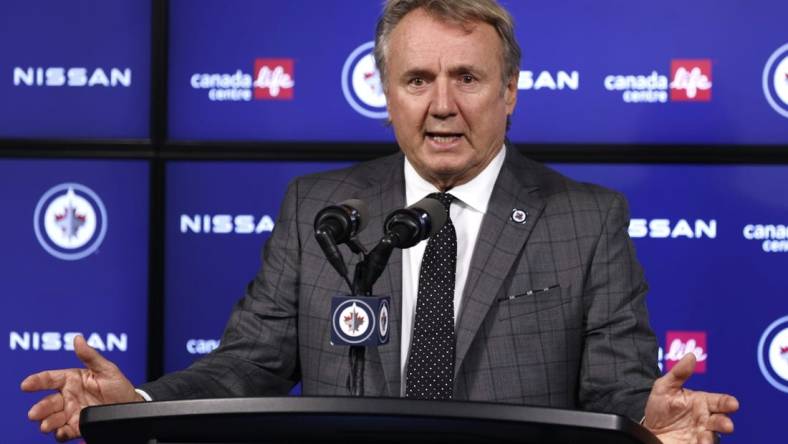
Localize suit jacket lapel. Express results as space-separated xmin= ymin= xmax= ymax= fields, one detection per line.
xmin=454 ymin=147 xmax=546 ymax=379
xmin=354 ymin=154 xmax=405 ymax=396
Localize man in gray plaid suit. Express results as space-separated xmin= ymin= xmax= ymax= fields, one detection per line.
xmin=23 ymin=1 xmax=738 ymax=442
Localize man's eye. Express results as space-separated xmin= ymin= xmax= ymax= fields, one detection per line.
xmin=460 ymin=74 xmax=475 ymax=84
xmin=409 ymin=78 xmax=425 ymax=87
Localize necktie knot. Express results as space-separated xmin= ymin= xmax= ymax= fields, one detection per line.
xmin=428 ymin=192 xmax=454 ymax=212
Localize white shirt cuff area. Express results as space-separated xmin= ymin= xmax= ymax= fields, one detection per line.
xmin=135 ymin=388 xmax=153 ymax=402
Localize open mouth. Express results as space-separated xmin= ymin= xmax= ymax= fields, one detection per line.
xmin=426 ymin=132 xmax=463 ymax=143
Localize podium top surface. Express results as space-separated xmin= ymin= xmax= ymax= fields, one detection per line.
xmin=81 ymin=397 xmax=661 ymax=444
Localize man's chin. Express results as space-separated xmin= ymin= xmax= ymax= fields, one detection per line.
xmin=419 ymin=162 xmax=475 ymax=188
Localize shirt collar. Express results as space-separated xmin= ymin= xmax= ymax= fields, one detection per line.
xmin=404 ymin=145 xmax=506 ymax=213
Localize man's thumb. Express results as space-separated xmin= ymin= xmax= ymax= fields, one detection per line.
xmin=74 ymin=335 xmax=114 ymax=373
xmin=664 ymin=352 xmax=697 ymax=388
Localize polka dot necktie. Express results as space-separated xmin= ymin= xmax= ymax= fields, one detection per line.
xmin=405 ymin=192 xmax=456 ymax=400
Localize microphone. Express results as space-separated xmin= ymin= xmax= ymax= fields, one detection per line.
xmin=314 ymin=199 xmax=368 ymax=286
xmin=332 ymin=197 xmax=444 ymax=397
xmin=355 ymin=196 xmax=448 ymax=294
xmin=314 ymin=199 xmax=368 ymax=244
xmin=383 ymin=196 xmax=447 ymax=248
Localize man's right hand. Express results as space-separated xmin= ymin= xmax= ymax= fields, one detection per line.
xmin=20 ymin=334 xmax=143 ymax=442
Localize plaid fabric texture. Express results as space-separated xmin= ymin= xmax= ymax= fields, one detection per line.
xmin=140 ymin=145 xmax=659 ymax=421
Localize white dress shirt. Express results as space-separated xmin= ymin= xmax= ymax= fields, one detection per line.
xmin=400 ymin=147 xmax=506 ymax=394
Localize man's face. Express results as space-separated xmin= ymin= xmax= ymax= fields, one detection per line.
xmin=384 ymin=8 xmax=518 ymax=189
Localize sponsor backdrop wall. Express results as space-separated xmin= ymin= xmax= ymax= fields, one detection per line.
xmin=168 ymin=0 xmax=788 ymax=145
xmin=0 ymin=159 xmax=150 ymax=444
xmin=0 ymin=0 xmax=151 ymax=140
xmin=1 ymin=0 xmax=787 ymax=443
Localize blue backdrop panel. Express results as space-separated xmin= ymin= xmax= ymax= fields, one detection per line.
xmin=162 ymin=160 xmax=787 ymax=443
xmin=0 ymin=0 xmax=151 ymax=140
xmin=167 ymin=0 xmax=788 ymax=144
xmin=163 ymin=161 xmax=350 ymax=374
xmin=0 ymin=159 xmax=150 ymax=443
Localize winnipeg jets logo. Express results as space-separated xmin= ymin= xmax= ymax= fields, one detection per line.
xmin=763 ymin=43 xmax=788 ymax=118
xmin=758 ymin=316 xmax=788 ymax=394
xmin=34 ymin=183 xmax=107 ymax=260
xmin=378 ymin=299 xmax=390 ymax=343
xmin=343 ymin=303 xmax=367 ymax=334
xmin=55 ymin=196 xmax=87 ymax=240
xmin=363 ymin=70 xmax=383 ymax=97
xmin=341 ymin=41 xmax=388 ymax=119
xmin=332 ymin=299 xmax=376 ymax=345
xmin=339 ymin=302 xmax=370 ymax=338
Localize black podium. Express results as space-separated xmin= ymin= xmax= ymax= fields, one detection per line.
xmin=80 ymin=397 xmax=661 ymax=444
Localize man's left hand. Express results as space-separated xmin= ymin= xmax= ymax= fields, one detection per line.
xmin=643 ymin=353 xmax=739 ymax=444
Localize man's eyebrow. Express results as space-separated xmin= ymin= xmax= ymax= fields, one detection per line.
xmin=400 ymin=68 xmax=434 ymax=79
xmin=400 ymin=65 xmax=486 ymax=80
xmin=448 ymin=65 xmax=485 ymax=76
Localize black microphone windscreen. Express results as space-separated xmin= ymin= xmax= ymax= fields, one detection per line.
xmin=340 ymin=199 xmax=368 ymax=232
xmin=410 ymin=196 xmax=447 ymax=237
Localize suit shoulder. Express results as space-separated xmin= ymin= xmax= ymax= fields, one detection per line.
xmin=290 ymin=152 xmax=403 ymax=200
xmin=521 ymin=157 xmax=627 ymax=214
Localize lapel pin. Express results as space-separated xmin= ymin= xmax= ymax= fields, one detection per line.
xmin=510 ymin=208 xmax=527 ymax=224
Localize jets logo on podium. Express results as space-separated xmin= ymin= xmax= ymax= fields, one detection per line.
xmin=333 ymin=299 xmax=375 ymax=345
xmin=331 ymin=295 xmax=390 ymax=346
xmin=378 ymin=299 xmax=390 ymax=342
xmin=33 ymin=183 xmax=107 ymax=261
xmin=342 ymin=302 xmax=368 ymax=336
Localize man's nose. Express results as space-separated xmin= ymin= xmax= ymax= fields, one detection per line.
xmin=429 ymin=78 xmax=458 ymax=119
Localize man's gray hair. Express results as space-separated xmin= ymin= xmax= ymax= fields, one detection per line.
xmin=374 ymin=0 xmax=522 ymax=88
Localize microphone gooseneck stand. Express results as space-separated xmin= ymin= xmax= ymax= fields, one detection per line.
xmin=345 ymin=237 xmax=396 ymax=397
xmin=316 ymin=196 xmax=446 ymax=397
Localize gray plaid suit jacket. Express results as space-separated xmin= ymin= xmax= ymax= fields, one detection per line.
xmin=141 ymin=146 xmax=659 ymax=420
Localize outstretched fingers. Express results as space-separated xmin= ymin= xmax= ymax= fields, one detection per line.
xmin=28 ymin=392 xmax=65 ymax=421
xmin=708 ymin=392 xmax=739 ymax=415
xmin=40 ymin=411 xmax=67 ymax=433
xmin=21 ymin=370 xmax=67 ymax=392
xmin=706 ymin=413 xmax=734 ymax=434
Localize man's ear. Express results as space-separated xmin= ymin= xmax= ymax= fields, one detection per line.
xmin=383 ymin=80 xmax=391 ymax=109
xmin=504 ymin=72 xmax=518 ymax=114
